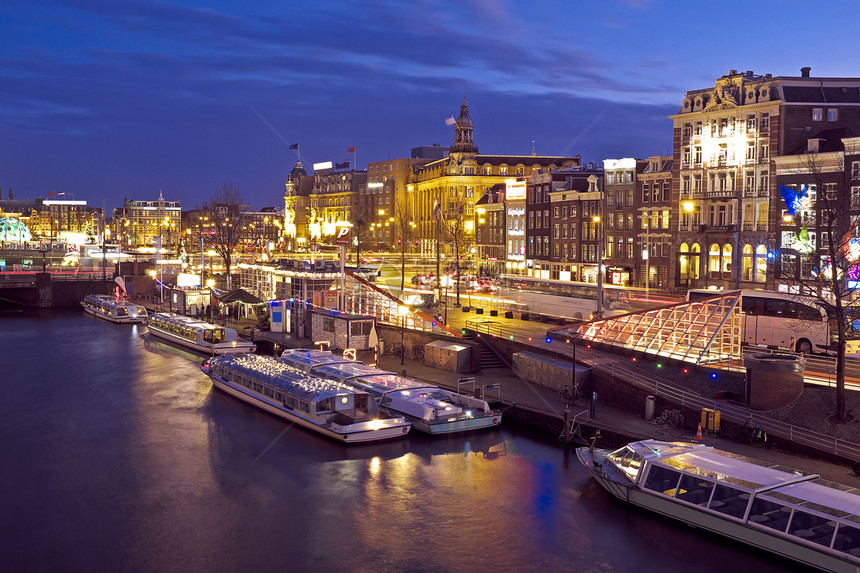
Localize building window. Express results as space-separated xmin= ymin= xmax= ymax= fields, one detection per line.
xmin=500 ymin=167 xmax=508 ymax=176
xmin=642 ymin=185 xmax=650 ymax=203
xmin=812 ymin=108 xmax=823 ymax=121
xmin=828 ymin=108 xmax=838 ymax=121
xmin=760 ymin=114 xmax=769 ymax=131
xmin=852 ymin=161 xmax=860 ymax=178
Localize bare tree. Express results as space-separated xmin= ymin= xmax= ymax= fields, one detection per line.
xmin=349 ymin=202 xmax=371 ymax=265
xmin=392 ymin=199 xmax=414 ymax=299
xmin=206 ymin=182 xmax=247 ymax=290
xmin=441 ymin=202 xmax=472 ymax=307
xmin=778 ymin=151 xmax=860 ymax=421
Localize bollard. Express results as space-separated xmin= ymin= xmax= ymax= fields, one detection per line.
xmin=590 ymin=391 xmax=597 ymax=419
xmin=563 ymin=406 xmax=570 ymax=443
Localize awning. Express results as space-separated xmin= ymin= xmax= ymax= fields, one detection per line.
xmin=215 ymin=288 xmax=263 ymax=304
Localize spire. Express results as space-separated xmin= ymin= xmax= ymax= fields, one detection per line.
xmin=450 ymin=97 xmax=478 ymax=155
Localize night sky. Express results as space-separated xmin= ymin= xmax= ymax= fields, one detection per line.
xmin=3 ymin=0 xmax=859 ymax=213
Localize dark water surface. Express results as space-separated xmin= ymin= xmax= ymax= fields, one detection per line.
xmin=0 ymin=311 xmax=803 ymax=572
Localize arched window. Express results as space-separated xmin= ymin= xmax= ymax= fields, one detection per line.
xmin=679 ymin=243 xmax=689 ymax=278
xmin=742 ymin=244 xmax=753 ymax=281
xmin=709 ymin=243 xmax=721 ymax=273
xmin=722 ymin=244 xmax=732 ymax=274
xmin=690 ymin=243 xmax=701 ymax=279
xmin=755 ymin=245 xmax=767 ymax=283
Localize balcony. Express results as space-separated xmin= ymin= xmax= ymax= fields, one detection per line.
xmin=699 ymin=224 xmax=737 ymax=233
xmin=705 ymin=189 xmax=737 ymax=199
xmin=742 ymin=222 xmax=766 ymax=232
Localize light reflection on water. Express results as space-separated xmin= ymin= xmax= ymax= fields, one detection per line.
xmin=0 ymin=312 xmax=803 ymax=573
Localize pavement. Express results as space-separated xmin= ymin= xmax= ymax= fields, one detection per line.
xmin=137 ymin=299 xmax=860 ymax=488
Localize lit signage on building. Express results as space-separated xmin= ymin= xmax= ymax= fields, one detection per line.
xmin=313 ymin=161 xmax=333 ymax=171
xmin=506 ymin=181 xmax=526 ymax=201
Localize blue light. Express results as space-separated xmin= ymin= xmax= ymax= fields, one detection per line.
xmin=710 ymin=372 xmax=717 ymax=379
xmin=546 ymin=337 xmax=552 ymax=343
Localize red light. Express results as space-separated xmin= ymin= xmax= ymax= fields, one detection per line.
xmin=683 ymin=368 xmax=689 ymax=373
xmin=632 ymin=357 xmax=637 ymax=362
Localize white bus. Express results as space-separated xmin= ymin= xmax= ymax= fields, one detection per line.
xmin=686 ymin=289 xmax=843 ymax=355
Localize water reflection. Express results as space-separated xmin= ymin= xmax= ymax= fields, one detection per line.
xmin=0 ymin=312 xmax=805 ymax=573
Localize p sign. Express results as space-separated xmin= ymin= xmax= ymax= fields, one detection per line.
xmin=335 ymin=225 xmax=351 ymax=246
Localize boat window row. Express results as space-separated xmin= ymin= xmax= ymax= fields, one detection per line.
xmin=215 ymin=363 xmax=318 ymax=413
xmin=642 ymin=463 xmax=860 ymax=554
xmin=149 ymin=315 xmax=225 ymax=343
xmin=85 ymin=297 xmax=129 ymax=316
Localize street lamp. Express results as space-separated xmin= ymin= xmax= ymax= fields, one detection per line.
xmin=593 ymin=213 xmax=603 ymax=318
xmin=642 ymin=213 xmax=650 ymax=300
xmin=398 ymin=305 xmax=408 ymax=365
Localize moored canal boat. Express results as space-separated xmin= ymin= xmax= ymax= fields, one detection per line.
xmin=577 ymin=439 xmax=860 ymax=573
xmin=280 ymin=349 xmax=501 ymax=435
xmin=81 ymin=294 xmax=148 ymax=324
xmin=202 ymin=353 xmax=411 ymax=443
xmin=145 ymin=313 xmax=255 ymax=355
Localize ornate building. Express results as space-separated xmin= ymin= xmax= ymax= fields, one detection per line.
xmin=671 ymin=67 xmax=860 ymax=291
xmin=113 ymin=191 xmax=181 ymax=250
xmin=283 ymin=161 xmax=312 ymax=252
xmin=411 ymin=99 xmax=580 ymax=258
xmin=636 ymin=156 xmax=673 ymax=289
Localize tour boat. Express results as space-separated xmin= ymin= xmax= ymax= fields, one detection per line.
xmin=201 ymin=353 xmax=411 ymax=443
xmin=145 ymin=313 xmax=256 ymax=355
xmin=280 ymin=349 xmax=502 ymax=435
xmin=577 ymin=439 xmax=860 ymax=573
xmin=81 ymin=294 xmax=148 ymax=324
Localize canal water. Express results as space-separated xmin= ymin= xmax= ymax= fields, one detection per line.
xmin=0 ymin=311 xmax=807 ymax=573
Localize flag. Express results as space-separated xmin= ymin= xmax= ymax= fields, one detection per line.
xmin=289 ymin=143 xmax=299 ymax=150
xmin=47 ymin=191 xmax=55 ymax=196
xmin=445 ymin=116 xmax=456 ymax=126
xmin=347 ymin=146 xmax=355 ymax=153
xmin=57 ymin=192 xmax=65 ymax=196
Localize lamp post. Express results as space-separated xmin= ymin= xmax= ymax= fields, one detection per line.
xmin=398 ymin=305 xmax=407 ymax=365
xmin=593 ymin=212 xmax=604 ymax=319
xmin=642 ymin=213 xmax=650 ymax=300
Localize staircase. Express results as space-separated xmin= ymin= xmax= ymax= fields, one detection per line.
xmin=478 ymin=342 xmax=506 ymax=369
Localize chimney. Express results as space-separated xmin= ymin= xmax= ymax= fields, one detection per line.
xmin=801 ymin=66 xmax=812 ymax=77
xmin=729 ymin=69 xmax=737 ymax=75
xmin=807 ymin=138 xmax=824 ymax=153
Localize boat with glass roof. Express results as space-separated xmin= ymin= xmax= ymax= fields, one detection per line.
xmin=577 ymin=439 xmax=860 ymax=572
xmin=81 ymin=294 xmax=148 ymax=324
xmin=279 ymin=349 xmax=501 ymax=435
xmin=145 ymin=313 xmax=255 ymax=355
xmin=201 ymin=353 xmax=411 ymax=443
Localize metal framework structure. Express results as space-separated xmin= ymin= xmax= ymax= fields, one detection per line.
xmin=343 ymin=271 xmax=461 ymax=337
xmin=551 ymin=291 xmax=743 ymax=365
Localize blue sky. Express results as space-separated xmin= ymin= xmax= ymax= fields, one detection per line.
xmin=3 ymin=0 xmax=860 ymax=212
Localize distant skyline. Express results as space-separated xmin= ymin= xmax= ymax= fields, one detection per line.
xmin=3 ymin=0 xmax=860 ymax=213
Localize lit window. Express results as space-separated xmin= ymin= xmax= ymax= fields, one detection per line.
xmin=812 ymin=108 xmax=823 ymax=121
xmin=828 ymin=108 xmax=838 ymax=121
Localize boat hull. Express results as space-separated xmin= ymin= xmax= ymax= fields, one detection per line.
xmin=146 ymin=325 xmax=255 ymax=355
xmin=208 ymin=375 xmax=410 ymax=444
xmin=577 ymin=448 xmax=860 ymax=573
xmin=402 ymin=412 xmax=502 ymax=435
xmin=82 ymin=302 xmax=146 ymax=324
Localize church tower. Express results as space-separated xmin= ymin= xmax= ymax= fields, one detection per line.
xmin=450 ymin=98 xmax=478 ymax=156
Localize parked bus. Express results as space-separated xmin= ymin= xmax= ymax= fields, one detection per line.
xmin=686 ymin=288 xmax=855 ymax=355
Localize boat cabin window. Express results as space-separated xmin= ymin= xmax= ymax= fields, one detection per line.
xmin=316 ymin=398 xmax=333 ymax=413
xmin=788 ymin=510 xmax=837 ymax=547
xmin=833 ymin=523 xmax=860 ymax=555
xmin=675 ymin=474 xmax=715 ymax=506
xmin=747 ymin=498 xmax=791 ymax=532
xmin=354 ymin=395 xmax=368 ymax=410
xmin=607 ymin=447 xmax=643 ymax=481
xmin=708 ymin=484 xmax=749 ymax=519
xmin=643 ymin=465 xmax=682 ymax=496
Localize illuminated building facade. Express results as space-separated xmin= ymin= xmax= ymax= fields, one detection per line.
xmin=636 ymin=156 xmax=673 ymax=289
xmin=365 ymin=155 xmax=433 ymax=249
xmin=544 ymin=168 xmax=603 ymax=283
xmin=307 ymin=167 xmax=366 ymax=247
xmin=411 ymin=98 xmax=580 ymax=257
xmin=113 ymin=191 xmax=181 ymax=250
xmin=474 ymin=183 xmax=505 ymax=277
xmin=603 ymin=158 xmax=647 ymax=286
xmin=671 ymin=67 xmax=860 ymax=290
xmin=283 ymin=161 xmax=312 ymax=252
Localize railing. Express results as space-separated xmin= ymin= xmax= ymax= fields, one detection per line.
xmin=468 ymin=321 xmax=860 ymax=464
xmin=705 ymin=189 xmax=736 ymax=199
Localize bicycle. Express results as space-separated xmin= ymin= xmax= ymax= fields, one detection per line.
xmin=744 ymin=421 xmax=768 ymax=448
xmin=559 ymin=383 xmax=586 ymax=407
xmin=412 ymin=345 xmax=425 ymax=362
xmin=389 ymin=341 xmax=403 ymax=358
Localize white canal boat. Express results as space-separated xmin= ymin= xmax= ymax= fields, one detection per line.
xmin=577 ymin=439 xmax=860 ymax=573
xmin=202 ymin=353 xmax=411 ymax=443
xmin=280 ymin=349 xmax=501 ymax=435
xmin=81 ymin=294 xmax=148 ymax=324
xmin=145 ymin=313 xmax=256 ymax=355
